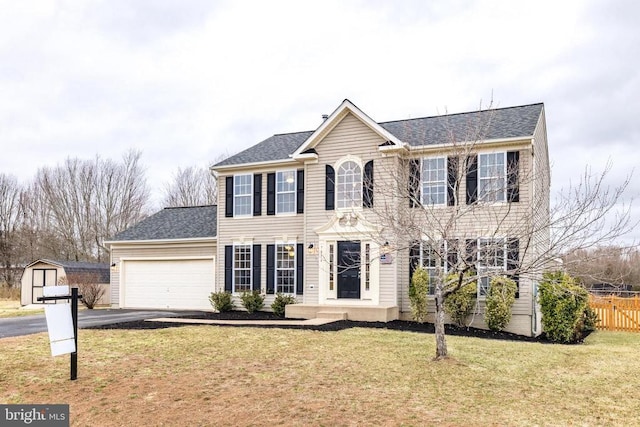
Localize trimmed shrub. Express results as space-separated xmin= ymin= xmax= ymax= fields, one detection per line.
xmin=484 ymin=276 xmax=517 ymax=331
xmin=271 ymin=293 xmax=297 ymax=317
xmin=241 ymin=290 xmax=265 ymax=314
xmin=409 ymin=267 xmax=429 ymax=323
xmin=209 ymin=291 xmax=234 ymax=312
xmin=538 ymin=271 xmax=595 ymax=343
xmin=444 ymin=274 xmax=477 ymax=327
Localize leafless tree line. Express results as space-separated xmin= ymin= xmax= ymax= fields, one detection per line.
xmin=0 ymin=150 xmax=224 ymax=287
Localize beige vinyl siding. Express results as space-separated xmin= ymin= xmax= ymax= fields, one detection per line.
xmin=216 ymin=170 xmax=304 ymax=298
xmin=304 ymin=112 xmax=393 ymax=304
xmin=393 ymin=144 xmax=541 ymax=329
xmin=110 ymin=241 xmax=216 ymax=308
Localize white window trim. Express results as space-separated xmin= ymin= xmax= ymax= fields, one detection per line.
xmin=421 ymin=156 xmax=447 ymax=206
xmin=233 ymin=174 xmax=253 ymax=217
xmin=275 ymin=241 xmax=296 ymax=295
xmin=478 ymin=152 xmax=507 ymax=204
xmin=232 ymin=243 xmax=252 ymax=294
xmin=477 ymin=237 xmax=507 ymax=298
xmin=334 ymin=156 xmax=363 ymax=211
xmin=275 ymin=170 xmax=296 ymax=215
xmin=419 ymin=240 xmax=448 ymax=296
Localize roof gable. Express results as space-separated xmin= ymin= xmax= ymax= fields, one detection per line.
xmin=108 ymin=205 xmax=217 ymax=242
xmin=291 ymin=99 xmax=404 ymax=158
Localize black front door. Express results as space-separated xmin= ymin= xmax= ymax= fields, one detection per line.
xmin=337 ymin=241 xmax=361 ymax=299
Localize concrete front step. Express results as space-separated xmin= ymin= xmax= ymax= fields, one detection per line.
xmin=286 ymin=304 xmax=399 ymax=322
xmin=316 ymin=311 xmax=348 ymax=320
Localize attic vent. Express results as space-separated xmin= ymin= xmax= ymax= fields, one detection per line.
xmin=322 ymin=114 xmax=329 ymax=121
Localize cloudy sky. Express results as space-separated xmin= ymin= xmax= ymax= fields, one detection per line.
xmin=1 ymin=0 xmax=638 ymax=240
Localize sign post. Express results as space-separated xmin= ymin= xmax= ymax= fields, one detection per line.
xmin=38 ymin=287 xmax=82 ymax=381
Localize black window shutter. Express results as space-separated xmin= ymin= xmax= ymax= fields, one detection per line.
xmin=363 ymin=160 xmax=374 ymax=208
xmin=296 ymin=243 xmax=304 ymax=295
xmin=225 ymin=177 xmax=234 ymax=217
xmin=266 ymin=244 xmax=275 ymax=294
xmin=409 ymin=159 xmax=421 ymax=207
xmin=267 ymin=173 xmax=276 ymax=215
xmin=507 ymin=238 xmax=520 ymax=298
xmin=252 ymin=244 xmax=261 ymax=292
xmin=296 ymin=169 xmax=304 ymax=214
xmin=466 ymin=155 xmax=478 ymax=204
xmin=325 ymin=165 xmax=335 ymax=210
xmin=465 ymin=239 xmax=477 ymax=273
xmin=447 ymin=156 xmax=459 ymax=206
xmin=253 ymin=174 xmax=262 ymax=216
xmin=224 ymin=245 xmax=233 ymax=292
xmin=409 ymin=241 xmax=420 ymax=280
xmin=507 ymin=151 xmax=520 ymax=203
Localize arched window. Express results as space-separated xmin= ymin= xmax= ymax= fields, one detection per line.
xmin=337 ymin=160 xmax=362 ymax=209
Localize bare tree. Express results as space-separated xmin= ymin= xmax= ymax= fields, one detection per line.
xmin=162 ymin=153 xmax=230 ymax=208
xmin=162 ymin=165 xmax=217 ymax=207
xmin=359 ymin=106 xmax=633 ymax=360
xmin=93 ymin=150 xmax=150 ymax=260
xmin=563 ymin=246 xmax=640 ymax=290
xmin=0 ymin=174 xmax=23 ymax=287
xmin=29 ymin=150 xmax=150 ymax=262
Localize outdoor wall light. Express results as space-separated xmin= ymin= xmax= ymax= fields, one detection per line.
xmin=381 ymin=241 xmax=390 ymax=254
xmin=307 ymin=243 xmax=318 ymax=255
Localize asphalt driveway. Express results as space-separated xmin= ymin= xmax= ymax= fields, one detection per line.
xmin=0 ymin=309 xmax=205 ymax=339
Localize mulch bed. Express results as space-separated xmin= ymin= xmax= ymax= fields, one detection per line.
xmin=87 ymin=310 xmax=575 ymax=343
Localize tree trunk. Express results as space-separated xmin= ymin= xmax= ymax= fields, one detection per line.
xmin=434 ymin=289 xmax=449 ymax=360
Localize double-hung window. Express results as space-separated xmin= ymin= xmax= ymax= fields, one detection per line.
xmin=422 ymin=157 xmax=446 ymax=205
xmin=276 ymin=243 xmax=296 ymax=294
xmin=233 ymin=244 xmax=252 ymax=293
xmin=478 ymin=153 xmax=506 ymax=203
xmin=421 ymin=242 xmax=444 ymax=295
xmin=276 ymin=171 xmax=296 ymax=214
xmin=337 ymin=161 xmax=362 ymax=209
xmin=477 ymin=238 xmax=506 ymax=296
xmin=233 ymin=174 xmax=252 ymax=216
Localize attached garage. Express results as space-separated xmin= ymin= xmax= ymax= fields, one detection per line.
xmin=104 ymin=205 xmax=218 ymax=311
xmin=121 ymin=258 xmax=215 ymax=310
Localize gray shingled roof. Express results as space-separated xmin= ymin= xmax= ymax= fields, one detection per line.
xmin=380 ymin=103 xmax=543 ymax=146
xmin=214 ymin=103 xmax=543 ymax=167
xmin=215 ymin=131 xmax=313 ymax=166
xmin=109 ymin=205 xmax=217 ymax=241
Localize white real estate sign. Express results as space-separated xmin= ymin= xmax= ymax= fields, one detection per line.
xmin=43 ymin=286 xmax=76 ymax=356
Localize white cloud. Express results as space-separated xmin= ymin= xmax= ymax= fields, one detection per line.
xmin=0 ymin=0 xmax=637 ymax=239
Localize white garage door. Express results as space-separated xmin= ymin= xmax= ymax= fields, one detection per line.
xmin=122 ymin=259 xmax=214 ymax=310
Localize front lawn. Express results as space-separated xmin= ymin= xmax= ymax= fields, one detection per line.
xmin=1 ymin=326 xmax=638 ymax=426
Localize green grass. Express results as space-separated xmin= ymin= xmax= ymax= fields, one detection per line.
xmin=1 ymin=326 xmax=639 ymax=426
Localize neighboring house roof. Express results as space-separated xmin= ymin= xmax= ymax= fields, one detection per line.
xmin=108 ymin=205 xmax=217 ymax=242
xmin=214 ymin=102 xmax=543 ymax=167
xmin=24 ymin=259 xmax=110 ymax=284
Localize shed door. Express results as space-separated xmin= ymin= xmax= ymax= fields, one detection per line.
xmin=32 ymin=269 xmax=58 ymax=304
xmin=122 ymin=259 xmax=214 ymax=310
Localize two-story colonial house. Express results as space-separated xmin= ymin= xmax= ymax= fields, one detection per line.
xmin=106 ymin=99 xmax=549 ymax=336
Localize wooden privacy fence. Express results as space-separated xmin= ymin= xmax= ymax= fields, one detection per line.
xmin=589 ymin=294 xmax=640 ymax=332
